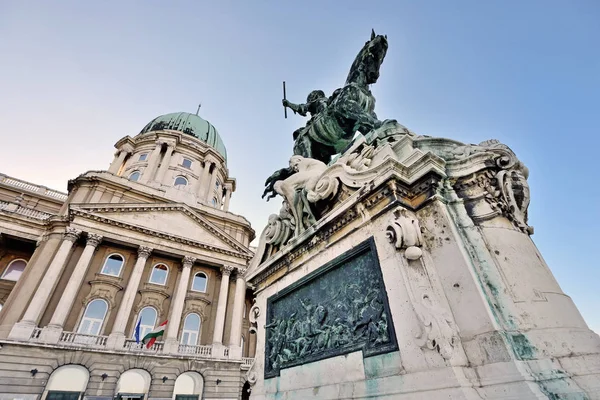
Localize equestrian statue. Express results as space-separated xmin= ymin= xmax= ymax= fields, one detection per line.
xmin=263 ymin=30 xmax=398 ymax=202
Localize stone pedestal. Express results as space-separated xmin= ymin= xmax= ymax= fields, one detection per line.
xmin=228 ymin=344 xmax=243 ymax=360
xmin=245 ymin=132 xmax=600 ymax=399
xmin=7 ymin=320 xmax=36 ymax=341
xmin=163 ymin=338 xmax=180 ymax=355
xmin=39 ymin=324 xmax=62 ymax=344
xmin=106 ymin=332 xmax=126 ymax=350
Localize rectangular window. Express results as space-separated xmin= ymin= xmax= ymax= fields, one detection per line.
xmin=175 ymin=395 xmax=199 ymax=400
xmin=182 ymin=158 xmax=192 ymax=169
xmin=47 ymin=392 xmax=81 ymax=400
xmin=138 ymin=153 xmax=148 ymax=161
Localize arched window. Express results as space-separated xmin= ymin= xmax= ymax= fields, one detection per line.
xmin=100 ymin=253 xmax=124 ymax=277
xmin=45 ymin=365 xmax=90 ymax=399
xmin=182 ymin=158 xmax=193 ymax=169
xmin=129 ymin=171 xmax=141 ymax=182
xmin=215 ymin=180 xmax=221 ymax=189
xmin=191 ymin=272 xmax=207 ymax=292
xmin=116 ymin=369 xmax=151 ymax=396
xmin=174 ymin=176 xmax=188 ymax=186
xmin=1 ymin=259 xmax=27 ymax=281
xmin=135 ymin=307 xmax=157 ymax=339
xmin=181 ymin=313 xmax=201 ymax=345
xmin=138 ymin=153 xmax=148 ymax=161
xmin=78 ymin=299 xmax=108 ymax=335
xmin=243 ymin=302 xmax=247 ymax=319
xmin=211 ymin=197 xmax=218 ymax=207
xmin=173 ymin=371 xmax=204 ymax=398
xmin=149 ymin=264 xmax=168 ymax=285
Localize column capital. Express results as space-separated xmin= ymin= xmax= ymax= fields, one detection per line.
xmin=221 ymin=265 xmax=235 ymax=276
xmin=137 ymin=246 xmax=153 ymax=258
xmin=236 ymin=267 xmax=247 ymax=277
xmin=64 ymin=228 xmax=82 ymax=243
xmin=182 ymin=256 xmax=196 ymax=268
xmin=86 ymin=233 xmax=103 ymax=248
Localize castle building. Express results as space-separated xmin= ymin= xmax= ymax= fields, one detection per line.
xmin=0 ymin=112 xmax=256 ymax=400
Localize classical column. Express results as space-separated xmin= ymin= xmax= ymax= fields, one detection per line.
xmin=192 ymin=161 xmax=209 ymax=194
xmin=197 ymin=161 xmax=213 ymax=200
xmin=155 ymin=144 xmax=175 ymax=184
xmin=205 ymin=166 xmax=219 ymax=204
xmin=164 ymin=256 xmax=195 ymax=354
xmin=212 ymin=265 xmax=234 ymax=345
xmin=107 ymin=246 xmax=152 ymax=348
xmin=40 ymin=234 xmax=103 ymax=343
xmin=48 ymin=234 xmax=103 ymax=329
xmin=228 ymin=269 xmax=247 ymax=359
xmin=9 ymin=228 xmax=82 ymax=340
xmin=140 ymin=142 xmax=164 ymax=183
xmin=108 ymin=150 xmax=128 ymax=174
xmin=223 ymin=185 xmax=232 ymax=211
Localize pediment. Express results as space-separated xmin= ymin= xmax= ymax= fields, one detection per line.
xmin=71 ymin=203 xmax=250 ymax=256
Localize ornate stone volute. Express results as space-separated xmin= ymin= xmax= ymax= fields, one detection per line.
xmin=415 ymin=137 xmax=533 ymax=234
xmin=221 ymin=265 xmax=234 ymax=276
xmin=86 ymin=233 xmax=103 ymax=248
xmin=63 ymin=227 xmax=82 ymax=243
xmin=248 ymin=299 xmax=260 ymax=334
xmin=137 ymin=245 xmax=153 ymax=259
xmin=386 ymin=207 xmax=424 ymax=260
xmin=182 ymin=256 xmax=196 ymax=268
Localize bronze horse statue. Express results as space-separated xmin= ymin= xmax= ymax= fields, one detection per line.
xmin=264 ymin=30 xmax=392 ymax=201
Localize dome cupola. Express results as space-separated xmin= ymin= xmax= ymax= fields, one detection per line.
xmin=139 ymin=112 xmax=227 ymax=162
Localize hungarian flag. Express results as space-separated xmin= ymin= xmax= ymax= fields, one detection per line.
xmin=142 ymin=320 xmax=168 ymax=348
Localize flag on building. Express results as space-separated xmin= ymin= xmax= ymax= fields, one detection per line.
xmin=142 ymin=320 xmax=168 ymax=348
xmin=134 ymin=317 xmax=141 ymax=344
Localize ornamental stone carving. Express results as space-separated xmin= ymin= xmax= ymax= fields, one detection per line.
xmin=137 ymin=246 xmax=153 ymax=258
xmin=64 ymin=227 xmax=82 ymax=242
xmin=386 ymin=207 xmax=424 ymax=260
xmin=221 ymin=265 xmax=235 ymax=276
xmin=182 ymin=256 xmax=196 ymax=267
xmin=248 ymin=300 xmax=260 ymax=334
xmin=386 ymin=210 xmax=461 ymax=361
xmin=86 ymin=233 xmax=103 ymax=248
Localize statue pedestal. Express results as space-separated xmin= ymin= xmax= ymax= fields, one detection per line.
xmin=246 ymin=135 xmax=600 ymax=399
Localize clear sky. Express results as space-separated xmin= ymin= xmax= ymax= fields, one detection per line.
xmin=1 ymin=1 xmax=598 ymax=333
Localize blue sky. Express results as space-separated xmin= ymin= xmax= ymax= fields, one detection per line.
xmin=1 ymin=1 xmax=598 ymax=333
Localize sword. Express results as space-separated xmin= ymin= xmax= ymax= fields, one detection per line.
xmin=283 ymin=81 xmax=287 ymax=119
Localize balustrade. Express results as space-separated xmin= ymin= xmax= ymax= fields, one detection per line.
xmin=59 ymin=332 xmax=108 ymax=347
xmin=178 ymin=344 xmax=213 ymax=356
xmin=21 ymin=329 xmax=235 ymax=360
xmin=123 ymin=339 xmax=164 ymax=352
xmin=30 ymin=328 xmax=42 ymax=340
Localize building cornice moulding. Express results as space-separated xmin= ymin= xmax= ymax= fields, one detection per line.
xmin=69 ymin=208 xmax=252 ymax=261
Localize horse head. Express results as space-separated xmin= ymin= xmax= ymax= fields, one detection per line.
xmin=346 ymin=30 xmax=388 ymax=86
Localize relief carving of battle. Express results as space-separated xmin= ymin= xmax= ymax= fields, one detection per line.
xmin=264 ymin=241 xmax=397 ymax=378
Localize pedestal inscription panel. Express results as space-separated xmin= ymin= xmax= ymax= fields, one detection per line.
xmin=264 ymin=238 xmax=397 ymax=378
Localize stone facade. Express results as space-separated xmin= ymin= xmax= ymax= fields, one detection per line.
xmin=246 ymin=131 xmax=600 ymax=399
xmin=0 ymin=115 xmax=256 ymax=400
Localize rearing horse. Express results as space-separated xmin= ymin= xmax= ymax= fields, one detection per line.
xmin=264 ymin=30 xmax=390 ymax=201
xmin=292 ymin=30 xmax=389 ymax=164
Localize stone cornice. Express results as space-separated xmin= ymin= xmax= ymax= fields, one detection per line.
xmin=71 ymin=203 xmax=251 ymax=255
xmin=67 ymin=172 xmax=253 ymax=231
xmin=69 ymin=208 xmax=252 ymax=260
xmin=246 ymin=172 xmax=442 ymax=285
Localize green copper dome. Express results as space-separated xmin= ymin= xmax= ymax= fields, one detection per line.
xmin=139 ymin=112 xmax=227 ymax=162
